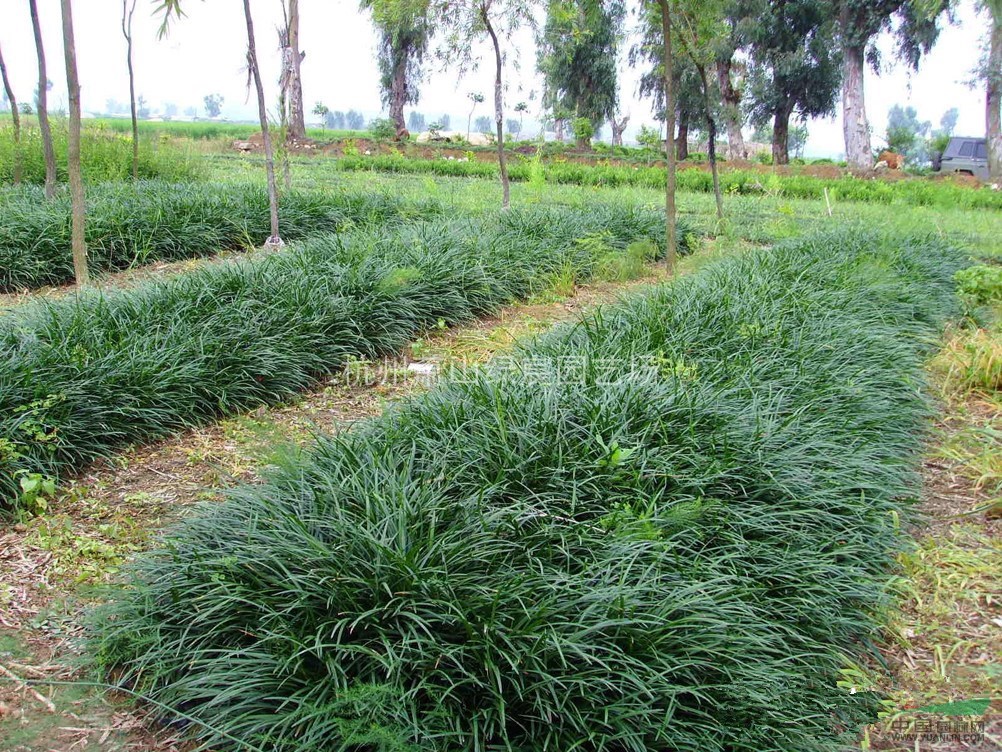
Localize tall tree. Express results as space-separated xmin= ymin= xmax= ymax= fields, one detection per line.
xmin=670 ymin=0 xmax=728 ymax=219
xmin=661 ymin=0 xmax=678 ymax=269
xmin=364 ymin=0 xmax=432 ymax=136
xmin=158 ymin=1 xmax=283 ymax=248
xmin=279 ymin=0 xmax=306 ymax=140
xmin=537 ymin=0 xmax=625 ymax=137
xmin=714 ymin=3 xmax=746 ymax=160
xmin=0 ymin=42 xmax=22 ymax=184
xmin=985 ymin=0 xmax=1002 ymax=179
xmin=29 ymin=0 xmax=58 ymax=198
xmin=60 ymin=0 xmax=89 ymax=285
xmin=122 ymin=0 xmax=139 ymax=181
xmin=835 ymin=0 xmax=944 ymax=169
xmin=745 ymin=0 xmax=840 ymax=164
xmin=432 ymin=0 xmax=535 ymax=208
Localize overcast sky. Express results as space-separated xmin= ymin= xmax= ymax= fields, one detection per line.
xmin=0 ymin=0 xmax=992 ymax=157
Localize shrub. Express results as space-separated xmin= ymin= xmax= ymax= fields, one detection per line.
xmin=0 ymin=182 xmax=440 ymax=292
xmin=0 ymin=204 xmax=691 ymax=510
xmin=0 ymin=124 xmax=204 ymax=185
xmin=954 ymin=264 xmax=1002 ymax=306
xmin=88 ymin=229 xmax=965 ymax=751
xmin=368 ymin=118 xmax=398 ymax=140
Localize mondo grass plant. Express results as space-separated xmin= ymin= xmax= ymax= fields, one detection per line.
xmin=87 ymin=229 xmax=967 ymax=751
xmin=0 ymin=182 xmax=442 ymax=292
xmin=0 ymin=204 xmax=686 ymax=511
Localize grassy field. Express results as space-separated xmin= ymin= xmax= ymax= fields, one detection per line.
xmin=0 ymin=146 xmax=998 ymax=750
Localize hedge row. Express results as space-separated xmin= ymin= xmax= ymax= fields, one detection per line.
xmin=336 ymin=152 xmax=1002 ymax=209
xmin=87 ymin=228 xmax=966 ymax=750
xmin=0 ymin=204 xmax=688 ymax=509
xmin=0 ymin=181 xmax=441 ymax=292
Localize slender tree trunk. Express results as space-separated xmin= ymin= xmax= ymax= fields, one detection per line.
xmin=988 ymin=11 xmax=1002 ymax=181
xmin=122 ymin=0 xmax=139 ymax=181
xmin=287 ymin=0 xmax=305 ymax=139
xmin=698 ymin=65 xmax=724 ymax=220
xmin=841 ymin=38 xmax=871 ymax=170
xmin=772 ymin=101 xmax=793 ymax=166
xmin=660 ymin=0 xmax=677 ymax=271
xmin=389 ymin=49 xmax=407 ymax=134
xmin=555 ymin=118 xmax=564 ymax=141
xmin=0 ymin=44 xmax=22 ymax=185
xmin=243 ymin=0 xmax=283 ymax=247
xmin=676 ymin=113 xmax=689 ymax=161
xmin=29 ymin=0 xmax=58 ymax=198
xmin=715 ymin=58 xmax=745 ymax=160
xmin=482 ymin=7 xmax=510 ymax=208
xmin=59 ymin=0 xmax=88 ymax=286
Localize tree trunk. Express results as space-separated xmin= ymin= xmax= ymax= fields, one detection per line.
xmin=29 ymin=0 xmax=58 ymax=198
xmin=698 ymin=65 xmax=724 ymax=221
xmin=555 ymin=118 xmax=564 ymax=141
xmin=659 ymin=0 xmax=677 ymax=271
xmin=772 ymin=101 xmax=793 ymax=166
xmin=482 ymin=6 xmax=510 ymax=208
xmin=675 ymin=114 xmax=689 ymax=161
xmin=287 ymin=0 xmax=306 ymax=139
xmin=988 ymin=12 xmax=1002 ymax=181
xmin=243 ymin=0 xmax=283 ymax=247
xmin=0 ymin=43 xmax=22 ymax=184
xmin=122 ymin=0 xmax=139 ymax=181
xmin=841 ymin=39 xmax=871 ymax=170
xmin=59 ymin=0 xmax=89 ymax=286
xmin=389 ymin=49 xmax=407 ymax=135
xmin=611 ymin=115 xmax=629 ymax=146
xmin=715 ymin=58 xmax=745 ymax=160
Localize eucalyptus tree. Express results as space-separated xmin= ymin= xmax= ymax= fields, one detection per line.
xmin=60 ymin=0 xmax=89 ymax=285
xmin=157 ymin=1 xmax=284 ymax=249
xmin=984 ymin=0 xmax=1002 ymax=178
xmin=363 ymin=0 xmax=432 ymax=135
xmin=713 ymin=2 xmax=746 ymax=160
xmin=833 ymin=0 xmax=945 ymax=169
xmin=28 ymin=0 xmax=58 ymax=198
xmin=663 ymin=0 xmax=728 ymax=219
xmin=278 ymin=0 xmax=306 ymax=139
xmin=536 ymin=0 xmax=625 ymax=138
xmin=122 ymin=0 xmax=140 ymax=180
xmin=0 ymin=42 xmax=22 ymax=184
xmin=431 ymin=0 xmax=536 ymax=208
xmin=744 ymin=0 xmax=840 ymax=164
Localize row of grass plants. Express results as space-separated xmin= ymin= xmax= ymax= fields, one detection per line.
xmin=87 ymin=227 xmax=968 ymax=750
xmin=0 ymin=124 xmax=205 ymax=185
xmin=0 ymin=181 xmax=441 ymax=292
xmin=333 ymin=152 xmax=1002 ymax=209
xmin=0 ymin=204 xmax=686 ymax=510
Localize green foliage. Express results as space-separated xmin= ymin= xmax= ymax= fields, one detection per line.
xmin=0 ymin=204 xmax=690 ymax=511
xmin=368 ymin=117 xmax=398 ymax=139
xmin=635 ymin=124 xmax=662 ymax=151
xmin=954 ymin=264 xmax=1002 ymax=305
xmin=88 ymin=228 xmax=966 ymax=750
xmin=570 ymin=116 xmax=594 ymax=144
xmin=0 ymin=123 xmax=203 ymax=185
xmin=537 ymin=0 xmax=624 ymax=128
xmin=0 ymin=183 xmax=435 ymax=292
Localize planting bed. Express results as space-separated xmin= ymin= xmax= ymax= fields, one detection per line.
xmin=88 ymin=229 xmax=966 ymax=750
xmin=0 ymin=203 xmax=687 ymax=510
xmin=0 ymin=182 xmax=441 ymax=292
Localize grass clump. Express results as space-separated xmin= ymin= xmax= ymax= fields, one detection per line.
xmin=88 ymin=229 xmax=966 ymax=750
xmin=0 ymin=182 xmax=440 ymax=291
xmin=0 ymin=204 xmax=688 ymax=510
